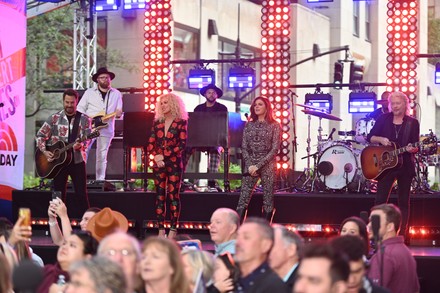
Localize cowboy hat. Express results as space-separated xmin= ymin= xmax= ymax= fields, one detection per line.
xmin=92 ymin=67 xmax=116 ymax=83
xmin=200 ymin=84 xmax=223 ymax=98
xmin=86 ymin=207 xmax=128 ymax=241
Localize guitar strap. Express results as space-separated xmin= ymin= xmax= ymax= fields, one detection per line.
xmin=69 ymin=112 xmax=82 ymax=143
xmin=401 ymin=117 xmax=413 ymax=146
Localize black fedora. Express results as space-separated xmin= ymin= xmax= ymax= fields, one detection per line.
xmin=200 ymin=84 xmax=223 ymax=98
xmin=92 ymin=67 xmax=116 ymax=82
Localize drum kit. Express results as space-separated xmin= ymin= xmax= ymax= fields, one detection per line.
xmin=293 ymin=104 xmax=439 ymax=194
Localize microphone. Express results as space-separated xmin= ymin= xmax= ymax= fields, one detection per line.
xmin=328 ymin=128 xmax=336 ymax=140
xmin=371 ymin=215 xmax=381 ymax=243
xmin=244 ymin=113 xmax=250 ymax=121
xmin=13 ymin=259 xmax=44 ymax=293
xmin=359 ymin=211 xmax=369 ymax=224
xmin=344 ymin=163 xmax=353 ymax=173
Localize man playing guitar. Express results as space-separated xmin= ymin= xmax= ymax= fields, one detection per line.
xmin=366 ymin=91 xmax=419 ymax=241
xmin=36 ymin=89 xmax=92 ymax=213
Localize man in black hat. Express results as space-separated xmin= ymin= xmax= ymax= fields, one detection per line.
xmin=77 ymin=67 xmax=123 ymax=181
xmin=185 ymin=84 xmax=228 ymax=191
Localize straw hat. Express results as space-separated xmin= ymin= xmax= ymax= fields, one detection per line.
xmin=86 ymin=207 xmax=128 ymax=241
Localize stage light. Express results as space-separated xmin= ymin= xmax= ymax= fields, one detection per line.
xmin=305 ymin=93 xmax=333 ymax=114
xmin=95 ymin=0 xmax=120 ymax=11
xmin=348 ymin=92 xmax=377 ymax=113
xmin=228 ymin=67 xmax=255 ymax=88
xmin=435 ymin=63 xmax=440 ymax=84
xmin=187 ymin=68 xmax=215 ymax=89
xmin=123 ymin=0 xmax=147 ymax=10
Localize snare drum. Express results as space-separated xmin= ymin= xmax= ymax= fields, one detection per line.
xmin=317 ymin=143 xmax=363 ymax=190
xmin=355 ymin=118 xmax=375 ymax=145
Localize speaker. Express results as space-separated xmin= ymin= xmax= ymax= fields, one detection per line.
xmin=123 ymin=112 xmax=155 ymax=147
xmin=86 ymin=138 xmax=124 ymax=180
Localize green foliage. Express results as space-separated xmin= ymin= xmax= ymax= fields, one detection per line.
xmin=23 ymin=172 xmax=50 ymax=190
xmin=431 ymin=182 xmax=439 ymax=191
xmin=218 ymin=162 xmax=242 ymax=191
xmin=428 ymin=19 xmax=440 ymax=65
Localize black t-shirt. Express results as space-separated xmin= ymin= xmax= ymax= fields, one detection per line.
xmin=194 ymin=102 xmax=228 ymax=112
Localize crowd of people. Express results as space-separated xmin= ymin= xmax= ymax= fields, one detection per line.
xmin=0 ymin=202 xmax=421 ymax=293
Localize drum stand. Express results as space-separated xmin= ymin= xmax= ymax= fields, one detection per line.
xmin=294 ymin=114 xmax=322 ymax=192
xmin=411 ymin=154 xmax=435 ymax=194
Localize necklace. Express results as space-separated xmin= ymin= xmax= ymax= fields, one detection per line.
xmin=394 ymin=123 xmax=402 ymax=139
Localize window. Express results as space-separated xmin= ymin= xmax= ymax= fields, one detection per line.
xmin=173 ymin=24 xmax=199 ymax=90
xmin=365 ymin=2 xmax=371 ymax=41
xmin=353 ymin=2 xmax=360 ymax=37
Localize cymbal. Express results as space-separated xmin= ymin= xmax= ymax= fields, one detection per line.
xmin=302 ymin=109 xmax=342 ymax=121
xmin=295 ymin=103 xmax=324 ymax=112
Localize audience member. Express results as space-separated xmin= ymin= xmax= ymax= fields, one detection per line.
xmin=87 ymin=207 xmax=128 ymax=242
xmin=340 ymin=216 xmax=370 ymax=256
xmin=181 ymin=249 xmax=214 ymax=292
xmin=331 ymin=235 xmax=389 ymax=293
xmin=37 ymin=230 xmax=98 ymax=293
xmin=98 ymin=231 xmax=141 ymax=293
xmin=139 ymin=237 xmax=190 ymax=293
xmin=235 ymin=217 xmax=289 ymax=292
xmin=48 ymin=197 xmax=101 ymax=245
xmin=0 ymin=253 xmax=12 ymax=293
xmin=367 ymin=204 xmax=419 ymax=293
xmin=208 ymin=252 xmax=240 ymax=293
xmin=269 ymin=224 xmax=304 ymax=290
xmin=293 ymin=242 xmax=349 ymax=293
xmin=66 ymin=256 xmax=127 ymax=293
xmin=209 ymin=208 xmax=240 ymax=256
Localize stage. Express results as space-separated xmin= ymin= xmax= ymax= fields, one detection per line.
xmin=11 ymin=189 xmax=440 ymax=292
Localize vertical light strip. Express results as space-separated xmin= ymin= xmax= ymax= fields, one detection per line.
xmin=143 ymin=0 xmax=172 ymax=110
xmin=260 ymin=0 xmax=291 ymax=169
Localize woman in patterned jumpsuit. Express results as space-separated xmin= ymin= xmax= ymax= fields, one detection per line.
xmin=147 ymin=93 xmax=188 ymax=239
xmin=236 ymin=96 xmax=281 ymax=223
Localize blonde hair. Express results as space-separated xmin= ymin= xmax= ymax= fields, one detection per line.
xmin=181 ymin=249 xmax=214 ymax=288
xmin=155 ymin=93 xmax=188 ymax=121
xmin=388 ymin=91 xmax=411 ymax=116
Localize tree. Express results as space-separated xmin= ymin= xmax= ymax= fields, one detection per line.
xmin=428 ymin=18 xmax=440 ymax=65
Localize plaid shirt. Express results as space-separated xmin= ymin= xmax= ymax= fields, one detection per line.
xmin=36 ymin=110 xmax=91 ymax=164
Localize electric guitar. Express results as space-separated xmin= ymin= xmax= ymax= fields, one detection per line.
xmin=360 ymin=135 xmax=436 ymax=180
xmin=92 ymin=111 xmax=118 ymax=130
xmin=35 ymin=130 xmax=100 ymax=179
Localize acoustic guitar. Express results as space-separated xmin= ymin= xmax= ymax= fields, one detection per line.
xmin=92 ymin=111 xmax=118 ymax=130
xmin=35 ymin=130 xmax=100 ymax=179
xmin=360 ymin=135 xmax=436 ymax=180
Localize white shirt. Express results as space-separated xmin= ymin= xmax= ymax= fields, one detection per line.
xmin=77 ymin=85 xmax=123 ymax=137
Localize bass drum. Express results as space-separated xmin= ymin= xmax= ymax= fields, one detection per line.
xmin=355 ymin=118 xmax=375 ymax=145
xmin=317 ymin=144 xmax=363 ymax=190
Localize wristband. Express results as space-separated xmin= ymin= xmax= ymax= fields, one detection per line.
xmin=48 ymin=221 xmax=58 ymax=227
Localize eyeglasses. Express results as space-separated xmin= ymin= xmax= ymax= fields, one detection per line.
xmin=102 ymin=249 xmax=135 ymax=258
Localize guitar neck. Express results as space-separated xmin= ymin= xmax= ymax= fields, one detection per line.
xmin=59 ymin=135 xmax=88 ymax=153
xmin=391 ymin=141 xmax=419 ymax=157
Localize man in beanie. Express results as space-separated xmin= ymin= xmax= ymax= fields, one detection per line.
xmin=77 ymin=67 xmax=123 ymax=182
xmin=185 ymin=84 xmax=228 ymax=191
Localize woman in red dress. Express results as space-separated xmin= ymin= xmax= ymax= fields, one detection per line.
xmin=147 ymin=93 xmax=188 ymax=239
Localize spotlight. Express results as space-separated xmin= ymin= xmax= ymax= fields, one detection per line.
xmin=187 ymin=68 xmax=215 ymax=89
xmin=95 ymin=0 xmax=120 ymax=11
xmin=435 ymin=63 xmax=440 ymax=84
xmin=348 ymin=92 xmax=376 ymax=113
xmin=305 ymin=93 xmax=333 ymax=114
xmin=228 ymin=67 xmax=255 ymax=88
xmin=123 ymin=0 xmax=147 ymax=10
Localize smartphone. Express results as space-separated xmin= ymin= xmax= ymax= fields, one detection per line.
xmin=52 ymin=191 xmax=62 ymax=200
xmin=18 ymin=207 xmax=31 ymax=227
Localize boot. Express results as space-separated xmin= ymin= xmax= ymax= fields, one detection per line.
xmin=236 ymin=208 xmax=248 ymax=224
xmin=262 ymin=208 xmax=276 ymax=224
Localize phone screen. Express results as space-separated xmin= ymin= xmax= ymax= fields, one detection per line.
xmin=52 ymin=191 xmax=62 ymax=200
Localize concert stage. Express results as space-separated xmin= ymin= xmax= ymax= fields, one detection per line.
xmin=11 ymin=189 xmax=440 ymax=292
